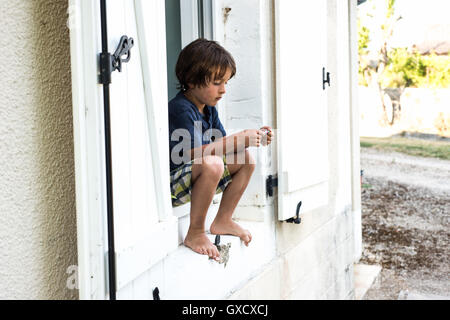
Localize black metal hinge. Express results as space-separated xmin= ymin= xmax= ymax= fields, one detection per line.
xmin=100 ymin=35 xmax=134 ymax=85
xmin=266 ymin=174 xmax=278 ymax=197
xmin=266 ymin=174 xmax=301 ymax=224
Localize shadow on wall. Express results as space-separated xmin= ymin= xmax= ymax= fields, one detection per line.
xmin=30 ymin=0 xmax=78 ymax=299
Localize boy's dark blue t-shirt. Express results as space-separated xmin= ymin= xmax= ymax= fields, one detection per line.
xmin=168 ymin=91 xmax=226 ymax=172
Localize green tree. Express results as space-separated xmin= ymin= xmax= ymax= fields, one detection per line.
xmin=358 ymin=18 xmax=371 ymax=86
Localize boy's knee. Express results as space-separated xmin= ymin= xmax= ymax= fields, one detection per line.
xmin=245 ymin=150 xmax=256 ymax=173
xmin=202 ymin=155 xmax=225 ymax=179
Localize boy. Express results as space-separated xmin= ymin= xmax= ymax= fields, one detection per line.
xmin=168 ymin=39 xmax=273 ymax=260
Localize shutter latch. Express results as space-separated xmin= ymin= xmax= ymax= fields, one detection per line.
xmin=285 ymin=201 xmax=302 ymax=224
xmin=322 ymin=67 xmax=330 ymax=90
xmin=266 ymin=174 xmax=278 ymax=197
xmin=153 ymin=287 xmax=161 ymax=300
xmin=100 ymin=35 xmax=134 ymax=85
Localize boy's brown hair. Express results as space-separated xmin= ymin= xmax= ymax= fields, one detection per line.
xmin=175 ymin=38 xmax=236 ymax=91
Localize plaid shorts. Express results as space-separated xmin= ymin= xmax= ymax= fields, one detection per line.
xmin=170 ymin=157 xmax=233 ymax=207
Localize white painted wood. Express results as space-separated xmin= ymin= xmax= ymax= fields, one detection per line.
xmin=275 ymin=0 xmax=329 ymax=220
xmin=69 ymin=0 xmax=108 ymax=300
xmin=116 ymin=281 xmax=134 ymax=300
xmin=70 ymin=0 xmax=178 ymax=299
xmin=131 ymin=266 xmax=152 ymax=300
xmin=135 ymin=0 xmax=174 ymax=222
xmin=348 ymin=0 xmax=362 ymax=262
xmin=105 ymin=0 xmax=178 ymax=293
xmin=115 ymin=216 xmax=178 ymax=290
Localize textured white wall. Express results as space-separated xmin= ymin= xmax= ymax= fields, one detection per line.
xmin=0 ymin=0 xmax=77 ymax=299
xmin=221 ymin=0 xmax=275 ymax=214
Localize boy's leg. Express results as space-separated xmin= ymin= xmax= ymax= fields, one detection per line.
xmin=210 ymin=150 xmax=255 ymax=246
xmin=184 ymin=155 xmax=223 ymax=259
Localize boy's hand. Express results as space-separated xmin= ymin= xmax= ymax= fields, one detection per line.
xmin=241 ymin=129 xmax=264 ymax=148
xmin=260 ymin=126 xmax=273 ymax=146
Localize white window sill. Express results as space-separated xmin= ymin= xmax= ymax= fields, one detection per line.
xmin=160 ymin=218 xmax=276 ymax=299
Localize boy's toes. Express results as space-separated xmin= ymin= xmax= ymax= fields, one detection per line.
xmin=242 ymin=232 xmax=252 ymax=246
xmin=207 ymin=247 xmax=219 ymax=260
xmin=212 ymin=247 xmax=220 ymax=260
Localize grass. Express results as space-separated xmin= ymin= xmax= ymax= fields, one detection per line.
xmin=360 ymin=136 xmax=450 ymax=160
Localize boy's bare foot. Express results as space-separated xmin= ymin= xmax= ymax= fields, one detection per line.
xmin=210 ymin=219 xmax=252 ymax=246
xmin=184 ymin=228 xmax=220 ymax=260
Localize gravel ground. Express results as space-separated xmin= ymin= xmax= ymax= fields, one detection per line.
xmin=359 ymin=148 xmax=450 ymax=300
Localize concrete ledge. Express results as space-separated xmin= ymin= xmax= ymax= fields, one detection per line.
xmin=161 ymin=218 xmax=276 ymax=299
xmin=353 ymin=263 xmax=382 ymax=300
xmin=227 ymin=258 xmax=283 ymax=300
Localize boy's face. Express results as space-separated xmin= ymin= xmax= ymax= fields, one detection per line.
xmin=188 ymin=68 xmax=232 ymax=107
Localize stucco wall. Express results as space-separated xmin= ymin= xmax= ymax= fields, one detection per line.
xmin=0 ymin=0 xmax=77 ymax=299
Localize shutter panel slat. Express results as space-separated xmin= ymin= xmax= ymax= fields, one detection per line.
xmin=71 ymin=0 xmax=177 ymax=298
xmin=275 ymin=0 xmax=329 ymax=220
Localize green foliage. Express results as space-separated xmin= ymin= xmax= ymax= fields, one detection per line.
xmin=357 ymin=0 xmax=450 ymax=89
xmin=358 ymin=18 xmax=370 ymax=56
xmin=386 ymin=0 xmax=396 ymax=19
xmin=379 ymin=48 xmax=424 ymax=88
xmin=420 ymin=53 xmax=450 ymax=88
xmin=379 ymin=48 xmax=450 ymax=88
xmin=358 ymin=18 xmax=371 ymax=86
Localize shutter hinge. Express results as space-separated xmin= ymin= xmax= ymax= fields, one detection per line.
xmin=100 ymin=35 xmax=134 ymax=85
xmin=266 ymin=174 xmax=278 ymax=197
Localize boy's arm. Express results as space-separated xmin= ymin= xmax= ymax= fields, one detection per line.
xmin=188 ymin=129 xmax=263 ymax=160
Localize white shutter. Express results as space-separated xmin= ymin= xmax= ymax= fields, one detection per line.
xmin=70 ymin=0 xmax=177 ymax=299
xmin=275 ymin=0 xmax=329 ymax=221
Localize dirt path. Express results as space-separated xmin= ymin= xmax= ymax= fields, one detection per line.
xmin=359 ymin=148 xmax=450 ymax=300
